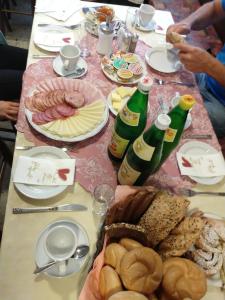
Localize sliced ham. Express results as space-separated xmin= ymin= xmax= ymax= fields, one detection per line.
xmin=65 ymin=91 xmax=85 ymax=108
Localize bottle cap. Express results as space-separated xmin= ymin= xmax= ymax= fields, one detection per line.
xmin=179 ymin=94 xmax=196 ymax=110
xmin=155 ymin=114 xmax=171 ymax=130
xmin=138 ymin=76 xmax=153 ymax=92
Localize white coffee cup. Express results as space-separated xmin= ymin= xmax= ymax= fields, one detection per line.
xmin=44 ymin=225 xmax=77 ymax=262
xmin=139 ymin=4 xmax=155 ymax=27
xmin=60 ymin=45 xmax=81 ymax=72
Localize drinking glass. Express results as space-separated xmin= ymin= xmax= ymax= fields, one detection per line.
xmin=93 ymin=184 xmax=114 ymax=216
xmin=76 ymin=20 xmax=91 ymax=58
xmin=125 ymin=7 xmax=137 ymax=33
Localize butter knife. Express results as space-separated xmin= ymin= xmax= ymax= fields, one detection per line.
xmin=13 ymin=204 xmax=87 ymax=214
xmin=38 ymin=23 xmax=81 ymax=30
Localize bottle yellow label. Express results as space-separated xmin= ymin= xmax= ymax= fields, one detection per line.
xmin=164 ymin=127 xmax=177 ymax=142
xmin=133 ymin=135 xmax=155 ymax=161
xmin=118 ymin=156 xmax=141 ymax=185
xmin=108 ymin=129 xmax=130 ymax=159
xmin=119 ymin=105 xmax=140 ymax=126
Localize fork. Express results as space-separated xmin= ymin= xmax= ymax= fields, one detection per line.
xmin=179 ymin=188 xmax=225 ymax=197
xmin=154 ymin=78 xmax=195 ymax=88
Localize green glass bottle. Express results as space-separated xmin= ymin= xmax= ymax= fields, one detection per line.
xmin=108 ymin=77 xmax=153 ymax=161
xmin=118 ymin=114 xmax=171 ymax=186
xmin=158 ymin=94 xmax=196 ymax=168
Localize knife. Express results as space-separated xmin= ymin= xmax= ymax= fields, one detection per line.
xmin=38 ymin=23 xmax=81 ymax=30
xmin=12 ymin=204 xmax=87 ymax=214
xmin=183 ymin=134 xmax=212 ymax=139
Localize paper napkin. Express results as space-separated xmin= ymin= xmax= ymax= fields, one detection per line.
xmin=13 ymin=157 xmax=76 ymax=185
xmin=176 ymin=152 xmax=225 ymax=177
xmin=34 ymin=31 xmax=74 ymax=47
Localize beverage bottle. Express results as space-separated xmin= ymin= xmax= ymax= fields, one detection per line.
xmin=158 ymin=94 xmax=195 ymax=168
xmin=118 ymin=114 xmax=171 ymax=186
xmin=108 ymin=76 xmax=153 ymax=161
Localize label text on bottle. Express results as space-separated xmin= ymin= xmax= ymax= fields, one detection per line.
xmin=119 ymin=104 xmax=140 ymax=127
xmin=108 ymin=130 xmax=130 ymax=159
xmin=164 ymin=127 xmax=177 ymax=143
xmin=133 ymin=135 xmax=155 ymax=161
xmin=118 ymin=156 xmax=141 ymax=185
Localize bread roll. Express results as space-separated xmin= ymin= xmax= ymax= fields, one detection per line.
xmin=108 ymin=291 xmax=148 ymax=300
xmin=167 ymin=32 xmax=184 ymax=44
xmin=159 ymin=217 xmax=205 ymax=259
xmin=139 ymin=191 xmax=189 ymax=247
xmin=162 ymin=257 xmax=207 ymax=300
xmin=104 ymin=243 xmax=127 ymax=273
xmin=99 ymin=265 xmax=123 ymax=299
xmin=120 ymin=247 xmax=163 ymax=294
xmin=119 ymin=238 xmax=143 ymax=251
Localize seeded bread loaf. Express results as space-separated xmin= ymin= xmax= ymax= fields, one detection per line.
xmin=138 ymin=191 xmax=190 ymax=247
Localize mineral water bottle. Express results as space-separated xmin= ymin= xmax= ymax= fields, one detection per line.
xmin=118 ymin=114 xmax=171 ymax=185
xmin=158 ymin=94 xmax=196 ymax=168
xmin=108 ymin=77 xmax=153 ymax=161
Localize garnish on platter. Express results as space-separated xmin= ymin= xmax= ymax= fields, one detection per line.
xmin=84 ymin=5 xmax=115 ymax=24
xmin=101 ymin=51 xmax=146 ymax=85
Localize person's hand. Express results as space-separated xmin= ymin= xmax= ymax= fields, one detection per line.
xmin=174 ymin=43 xmax=214 ymax=73
xmin=0 ymin=101 xmax=19 ymax=121
xmin=166 ymin=23 xmax=191 ymax=43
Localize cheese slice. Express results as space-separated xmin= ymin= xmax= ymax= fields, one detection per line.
xmin=112 ymin=101 xmax=122 ymax=112
xmin=111 ymin=91 xmax=121 ymax=102
xmin=116 ymin=86 xmax=132 ymax=98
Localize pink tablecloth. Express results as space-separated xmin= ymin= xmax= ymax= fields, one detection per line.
xmin=16 ymin=36 xmax=220 ymax=193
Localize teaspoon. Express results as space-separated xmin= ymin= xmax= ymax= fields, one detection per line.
xmin=33 ymin=244 xmax=89 ymax=274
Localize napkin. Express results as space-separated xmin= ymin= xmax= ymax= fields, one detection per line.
xmin=13 ymin=156 xmax=76 ymax=185
xmin=176 ymin=152 xmax=225 ymax=177
xmin=34 ymin=31 xmax=74 ymax=47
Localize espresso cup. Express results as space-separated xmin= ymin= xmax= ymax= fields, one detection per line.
xmin=44 ymin=225 xmax=77 ymax=262
xmin=139 ymin=4 xmax=155 ymax=27
xmin=60 ymin=45 xmax=81 ymax=72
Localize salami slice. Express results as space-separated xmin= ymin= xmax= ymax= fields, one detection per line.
xmin=32 ymin=112 xmax=48 ymax=125
xmin=55 ymin=103 xmax=75 ymax=117
xmin=64 ymin=91 xmax=85 ymax=108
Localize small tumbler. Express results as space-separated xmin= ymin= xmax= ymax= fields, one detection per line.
xmin=93 ymin=184 xmax=114 ymax=216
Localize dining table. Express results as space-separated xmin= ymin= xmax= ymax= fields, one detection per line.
xmin=0 ymin=0 xmax=224 ymax=299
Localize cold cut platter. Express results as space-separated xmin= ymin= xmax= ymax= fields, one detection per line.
xmin=24 ymin=78 xmax=109 ymax=142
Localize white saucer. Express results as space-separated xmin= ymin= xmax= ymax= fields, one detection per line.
xmin=178 ymin=141 xmax=224 ymax=185
xmin=145 ymin=47 xmax=180 ymax=73
xmin=136 ymin=19 xmax=156 ymax=32
xmin=53 ymin=56 xmax=88 ymax=78
xmin=35 ymin=219 xmax=89 ymax=278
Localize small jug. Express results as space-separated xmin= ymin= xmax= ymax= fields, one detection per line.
xmin=96 ymin=16 xmax=114 ymax=56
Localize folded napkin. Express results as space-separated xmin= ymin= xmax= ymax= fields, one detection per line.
xmin=13 ymin=156 xmax=76 ymax=185
xmin=176 ymin=152 xmax=225 ymax=177
xmin=34 ymin=31 xmax=74 ymax=47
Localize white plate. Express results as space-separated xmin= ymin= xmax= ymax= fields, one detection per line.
xmin=35 ymin=219 xmax=89 ymax=278
xmin=101 ymin=54 xmax=147 ymax=85
xmin=34 ymin=25 xmax=75 ymax=52
xmin=14 ymin=146 xmax=70 ymax=199
xmin=145 ymin=47 xmax=180 ymax=73
xmin=25 ymin=106 xmax=109 ymax=143
xmin=53 ymin=56 xmax=88 ymax=78
xmin=178 ymin=141 xmax=224 ymax=185
xmin=135 ymin=19 xmax=156 ymax=32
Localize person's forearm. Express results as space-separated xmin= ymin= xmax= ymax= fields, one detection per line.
xmin=180 ymin=1 xmax=222 ymax=30
xmin=206 ymin=57 xmax=225 ymax=88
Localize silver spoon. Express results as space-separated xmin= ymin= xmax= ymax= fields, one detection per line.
xmin=33 ymin=244 xmax=89 ymax=274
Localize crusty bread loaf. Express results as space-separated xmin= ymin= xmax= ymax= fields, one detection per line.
xmin=138 ymin=191 xmax=189 ymax=247
xmin=120 ymin=247 xmax=163 ymax=294
xmin=106 ymin=187 xmax=158 ymax=225
xmin=104 ymin=223 xmax=148 ymax=246
xmin=99 ymin=265 xmax=123 ymax=299
xmin=108 ymin=291 xmax=148 ymax=300
xmin=104 ymin=243 xmax=127 ymax=273
xmin=162 ymin=257 xmax=207 ymax=300
xmin=159 ymin=217 xmax=205 ymax=259
xmin=119 ymin=238 xmax=143 ymax=251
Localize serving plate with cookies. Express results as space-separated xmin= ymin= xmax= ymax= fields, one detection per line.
xmin=80 ymin=185 xmax=225 ymax=300
xmin=101 ymin=52 xmax=147 ymax=85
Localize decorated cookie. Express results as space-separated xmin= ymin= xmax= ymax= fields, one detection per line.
xmin=102 ymin=56 xmax=113 ymax=66
xmin=128 ymin=63 xmax=143 ymax=76
xmin=122 ymin=53 xmax=138 ymax=64
xmin=113 ymin=58 xmax=128 ymax=70
xmin=117 ymin=68 xmax=133 ymax=81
